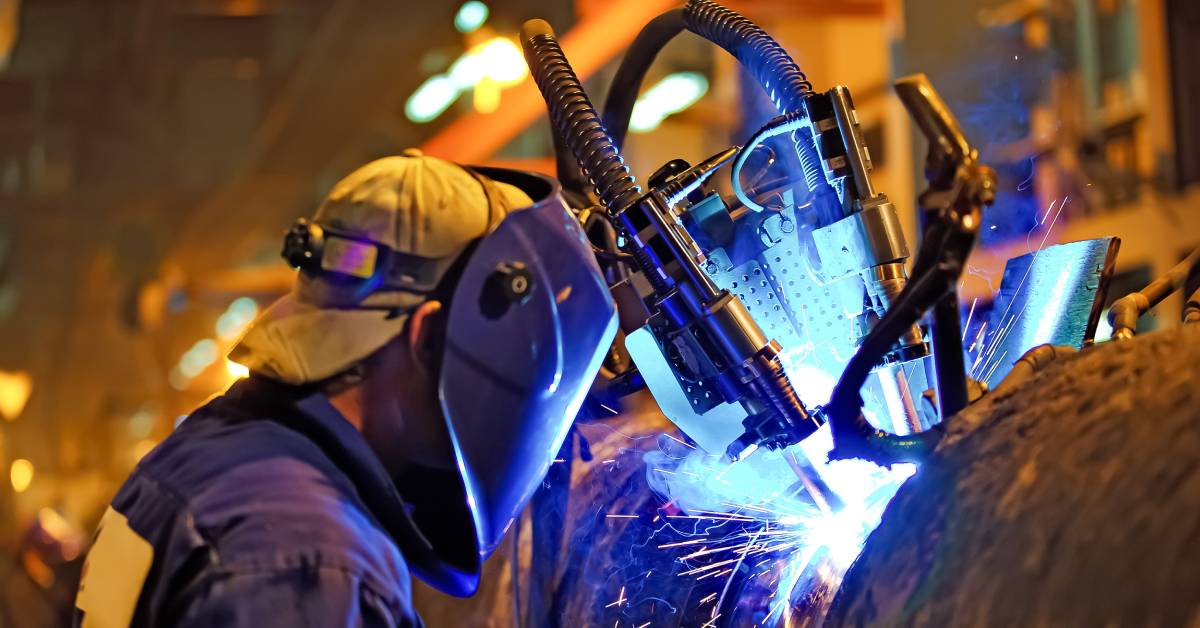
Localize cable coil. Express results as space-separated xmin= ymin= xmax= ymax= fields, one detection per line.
xmin=682 ymin=0 xmax=834 ymax=215
xmin=521 ymin=22 xmax=642 ymax=214
xmin=682 ymin=0 xmax=812 ymax=110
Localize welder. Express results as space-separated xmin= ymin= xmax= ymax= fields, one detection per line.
xmin=73 ymin=149 xmax=617 ymax=627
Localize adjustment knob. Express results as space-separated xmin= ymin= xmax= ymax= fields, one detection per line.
xmin=479 ymin=261 xmax=533 ymax=319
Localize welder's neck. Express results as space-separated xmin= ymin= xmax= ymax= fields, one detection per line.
xmin=326 ymin=387 xmax=365 ymax=433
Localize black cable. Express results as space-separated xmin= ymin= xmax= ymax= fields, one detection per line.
xmin=681 ymin=0 xmax=812 ymax=110
xmin=552 ymin=128 xmax=589 ymax=198
xmin=602 ymin=8 xmax=686 ymax=151
xmin=598 ymin=2 xmax=829 ymax=199
xmin=521 ymin=20 xmax=642 ymax=213
xmin=681 ymin=0 xmax=835 ymax=208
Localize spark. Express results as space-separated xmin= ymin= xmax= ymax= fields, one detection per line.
xmin=968 ymin=321 xmax=988 ymax=353
xmin=963 ymin=297 xmax=979 ymax=341
xmin=974 ymin=196 xmax=1070 ymax=380
xmin=662 ymin=433 xmax=696 ymax=449
xmin=605 ymin=586 xmax=628 ymax=608
xmin=982 ymin=350 xmax=1007 ymax=384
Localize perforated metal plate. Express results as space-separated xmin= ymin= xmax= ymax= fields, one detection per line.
xmin=704 ymin=208 xmax=862 ymax=397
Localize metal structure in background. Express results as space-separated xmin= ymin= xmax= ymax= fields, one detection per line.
xmin=1108 ymin=247 xmax=1200 ymax=340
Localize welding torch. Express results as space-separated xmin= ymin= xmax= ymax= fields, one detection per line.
xmin=824 ymin=74 xmax=997 ymax=465
xmin=521 ymin=19 xmax=821 ymax=462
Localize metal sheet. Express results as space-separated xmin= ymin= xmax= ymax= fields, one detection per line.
xmin=625 ymin=326 xmax=748 ymax=454
xmin=976 ymin=237 xmax=1120 ymax=388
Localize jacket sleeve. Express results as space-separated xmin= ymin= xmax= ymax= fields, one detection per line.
xmin=171 ymin=566 xmax=423 ymax=628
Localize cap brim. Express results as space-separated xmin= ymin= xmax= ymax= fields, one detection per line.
xmin=229 ymin=292 xmax=421 ymax=385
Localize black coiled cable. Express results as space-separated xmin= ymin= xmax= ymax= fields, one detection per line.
xmin=520 ymin=20 xmax=642 ymax=214
xmin=520 ymin=20 xmax=673 ymax=294
xmin=682 ymin=0 xmax=812 ymax=110
xmin=682 ymin=0 xmax=838 ymax=218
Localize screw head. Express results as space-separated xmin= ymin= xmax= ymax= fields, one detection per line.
xmin=479 ymin=261 xmax=533 ymax=319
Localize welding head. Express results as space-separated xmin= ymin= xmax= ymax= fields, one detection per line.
xmin=232 ymin=150 xmax=617 ymax=595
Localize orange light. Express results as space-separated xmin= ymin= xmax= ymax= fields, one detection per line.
xmin=133 ymin=439 xmax=157 ymax=463
xmin=10 ymin=459 xmax=33 ymax=493
xmin=225 ymin=359 xmax=250 ymax=380
xmin=0 ymin=370 xmax=32 ymax=421
xmin=473 ymin=78 xmax=501 ymax=114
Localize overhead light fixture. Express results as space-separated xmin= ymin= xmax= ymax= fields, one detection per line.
xmin=216 ymin=297 xmax=259 ymax=340
xmin=406 ymin=75 xmax=461 ymax=123
xmin=178 ymin=339 xmax=219 ymax=379
xmin=10 ymin=458 xmax=33 ymax=493
xmin=405 ymin=37 xmax=528 ymax=123
xmin=454 ymin=1 xmax=489 ymax=34
xmin=629 ymin=72 xmax=709 ymax=133
xmin=0 ymin=370 xmax=32 ymax=421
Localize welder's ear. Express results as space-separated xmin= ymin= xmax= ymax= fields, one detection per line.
xmin=405 ymin=300 xmax=446 ymax=377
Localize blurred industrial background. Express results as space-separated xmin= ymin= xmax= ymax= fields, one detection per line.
xmin=0 ymin=0 xmax=1196 ymax=624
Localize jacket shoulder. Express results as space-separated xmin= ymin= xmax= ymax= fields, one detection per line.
xmin=113 ymin=409 xmax=411 ymax=618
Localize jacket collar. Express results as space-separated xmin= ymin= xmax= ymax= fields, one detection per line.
xmin=220 ymin=376 xmax=480 ymax=595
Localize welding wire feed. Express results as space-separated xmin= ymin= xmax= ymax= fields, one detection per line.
xmin=730 ymin=112 xmax=807 ymax=212
xmin=521 ymin=19 xmax=673 ymax=295
xmin=682 ymin=0 xmax=812 ymax=110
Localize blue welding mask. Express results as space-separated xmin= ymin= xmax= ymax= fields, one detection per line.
xmin=428 ymin=167 xmax=616 ymax=594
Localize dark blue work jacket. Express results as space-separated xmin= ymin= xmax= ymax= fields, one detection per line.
xmin=73 ymin=377 xmax=424 ymax=627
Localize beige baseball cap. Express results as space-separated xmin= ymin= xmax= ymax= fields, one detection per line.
xmin=230 ymin=149 xmax=533 ymax=385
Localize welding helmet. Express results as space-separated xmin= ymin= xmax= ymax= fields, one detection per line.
xmin=232 ymin=152 xmax=616 ymax=596
xmin=436 ymin=165 xmax=617 ymax=587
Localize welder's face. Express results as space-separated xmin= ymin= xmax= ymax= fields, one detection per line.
xmin=360 ymin=300 xmax=457 ymax=474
